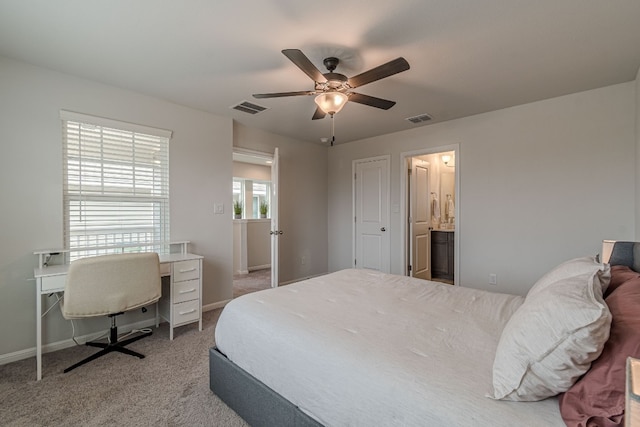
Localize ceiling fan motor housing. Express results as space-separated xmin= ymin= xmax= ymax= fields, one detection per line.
xmin=319 ymin=74 xmax=349 ymax=91
xmin=320 ymin=57 xmax=350 ymax=91
xmin=323 ymin=57 xmax=340 ymax=72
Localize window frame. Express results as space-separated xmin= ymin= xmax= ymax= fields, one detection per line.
xmin=232 ymin=177 xmax=271 ymax=220
xmin=61 ymin=110 xmax=172 ymax=260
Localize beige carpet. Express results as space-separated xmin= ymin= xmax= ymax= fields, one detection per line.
xmin=233 ymin=269 xmax=271 ymax=298
xmin=0 ymin=309 xmax=248 ymax=427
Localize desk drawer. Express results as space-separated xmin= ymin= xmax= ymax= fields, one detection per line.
xmin=173 ymin=260 xmax=200 ymax=282
xmin=41 ymin=275 xmax=66 ymax=293
xmin=174 ymin=279 xmax=200 ymax=304
xmin=173 ymin=299 xmax=199 ymax=325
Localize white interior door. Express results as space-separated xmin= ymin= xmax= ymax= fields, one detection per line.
xmin=354 ymin=157 xmax=390 ymax=273
xmin=270 ymin=148 xmax=279 ymax=287
xmin=410 ymin=158 xmax=431 ymax=280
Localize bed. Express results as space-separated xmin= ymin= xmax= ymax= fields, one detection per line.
xmin=210 ymin=241 xmax=640 ymax=426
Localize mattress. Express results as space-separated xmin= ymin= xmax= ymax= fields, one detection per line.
xmin=215 ymin=269 xmax=564 ymax=426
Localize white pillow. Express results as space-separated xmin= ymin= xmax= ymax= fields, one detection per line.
xmin=491 ymin=257 xmax=611 ymax=401
xmin=527 ymin=256 xmax=610 ymax=297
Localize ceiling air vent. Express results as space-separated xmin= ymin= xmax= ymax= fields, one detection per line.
xmin=231 ymin=101 xmax=268 ymax=115
xmin=405 ymin=113 xmax=432 ymax=124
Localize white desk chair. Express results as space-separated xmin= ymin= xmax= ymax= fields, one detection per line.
xmin=61 ymin=252 xmax=161 ymax=373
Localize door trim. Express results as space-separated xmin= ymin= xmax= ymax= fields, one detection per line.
xmin=400 ymin=145 xmax=460 ymax=285
xmin=352 ymin=155 xmax=391 ymax=271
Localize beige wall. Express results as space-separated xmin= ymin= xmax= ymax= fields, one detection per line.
xmin=232 ymin=220 xmax=271 ymax=274
xmin=636 ymin=65 xmax=640 ymax=241
xmin=233 ymin=161 xmax=271 ymax=181
xmin=0 ymin=56 xmax=233 ymax=357
xmin=247 ymin=220 xmax=271 ymax=269
xmin=329 ymin=82 xmax=636 ymax=296
xmin=233 ymin=123 xmax=328 ymax=283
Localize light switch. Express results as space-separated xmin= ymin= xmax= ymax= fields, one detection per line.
xmin=214 ymin=203 xmax=224 ymax=214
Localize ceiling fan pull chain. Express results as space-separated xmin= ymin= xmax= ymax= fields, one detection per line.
xmin=331 ymin=113 xmax=335 ymax=146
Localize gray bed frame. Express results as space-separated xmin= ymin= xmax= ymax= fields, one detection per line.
xmin=209 ymin=241 xmax=638 ymax=427
xmin=209 ymin=347 xmax=323 ymax=427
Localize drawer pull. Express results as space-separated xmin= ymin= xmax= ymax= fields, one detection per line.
xmin=179 ymin=308 xmax=196 ymax=315
xmin=179 ymin=288 xmax=196 ymax=294
xmin=179 ymin=267 xmax=197 ymax=273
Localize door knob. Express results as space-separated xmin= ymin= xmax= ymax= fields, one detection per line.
xmin=380 ymin=227 xmax=386 ymax=232
xmin=278 ymin=230 xmax=283 ymax=235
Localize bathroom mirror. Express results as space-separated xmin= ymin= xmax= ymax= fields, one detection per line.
xmin=440 ymin=162 xmax=455 ymax=226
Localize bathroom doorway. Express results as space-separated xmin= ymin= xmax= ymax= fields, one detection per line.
xmin=401 ymin=145 xmax=459 ymax=285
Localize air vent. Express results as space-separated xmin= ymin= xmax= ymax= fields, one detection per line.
xmin=230 ymin=101 xmax=268 ymax=115
xmin=405 ymin=113 xmax=432 ymax=124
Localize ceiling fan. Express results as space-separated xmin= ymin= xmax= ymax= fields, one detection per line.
xmin=253 ymin=49 xmax=410 ymax=120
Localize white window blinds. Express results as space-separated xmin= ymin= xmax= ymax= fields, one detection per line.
xmin=61 ymin=111 xmax=171 ymax=260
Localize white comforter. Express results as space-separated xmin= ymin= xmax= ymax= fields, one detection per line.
xmin=215 ymin=269 xmax=563 ymax=426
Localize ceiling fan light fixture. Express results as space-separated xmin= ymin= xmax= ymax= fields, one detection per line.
xmin=315 ymin=92 xmax=348 ymax=115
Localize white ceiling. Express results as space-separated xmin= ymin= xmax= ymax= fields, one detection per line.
xmin=1 ymin=1 xmax=640 ymax=145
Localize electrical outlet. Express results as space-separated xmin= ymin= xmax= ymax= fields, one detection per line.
xmin=214 ymin=203 xmax=224 ymax=214
xmin=489 ymin=273 xmax=497 ymax=285
xmin=301 ymin=256 xmax=306 ymax=265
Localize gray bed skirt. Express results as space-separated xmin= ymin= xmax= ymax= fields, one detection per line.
xmin=209 ymin=347 xmax=323 ymax=427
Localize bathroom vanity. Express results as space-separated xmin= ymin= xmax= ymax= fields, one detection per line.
xmin=431 ymin=230 xmax=454 ymax=282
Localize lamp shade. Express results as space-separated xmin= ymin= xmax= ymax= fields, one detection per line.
xmin=315 ymin=92 xmax=348 ymax=115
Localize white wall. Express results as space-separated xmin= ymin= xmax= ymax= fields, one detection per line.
xmin=233 ymin=123 xmax=328 ymax=283
xmin=329 ymin=82 xmax=636 ymax=296
xmin=0 ymin=56 xmax=233 ymax=357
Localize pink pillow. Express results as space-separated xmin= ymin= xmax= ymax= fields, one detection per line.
xmin=605 ymin=265 xmax=640 ymax=297
xmin=559 ymin=271 xmax=640 ymax=426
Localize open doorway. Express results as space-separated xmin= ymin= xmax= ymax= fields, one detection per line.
xmin=401 ymin=145 xmax=459 ymax=285
xmin=232 ymin=148 xmax=279 ymax=297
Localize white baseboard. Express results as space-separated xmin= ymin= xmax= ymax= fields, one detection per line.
xmin=279 ymin=272 xmax=327 ymax=286
xmin=2 ymin=300 xmax=235 ymax=365
xmin=248 ymin=264 xmax=270 ymax=272
xmin=235 ymin=269 xmax=249 ymax=275
xmin=0 ymin=318 xmax=157 ymax=366
xmin=203 ymin=299 xmax=231 ymax=312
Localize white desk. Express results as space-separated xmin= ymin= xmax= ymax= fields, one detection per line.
xmin=33 ymin=249 xmax=203 ymax=381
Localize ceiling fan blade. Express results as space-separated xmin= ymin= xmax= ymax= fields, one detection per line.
xmin=253 ymin=90 xmax=316 ymax=99
xmin=282 ymin=49 xmax=327 ymax=83
xmin=348 ymin=57 xmax=410 ymax=88
xmin=348 ymin=92 xmax=396 ymax=110
xmin=312 ymin=106 xmax=327 ymax=120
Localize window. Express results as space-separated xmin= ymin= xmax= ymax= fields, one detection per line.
xmin=232 ymin=178 xmax=271 ymax=219
xmin=61 ymin=111 xmax=171 ymax=260
xmin=252 ymin=181 xmax=270 ymax=218
xmin=232 ymin=178 xmax=244 ymax=218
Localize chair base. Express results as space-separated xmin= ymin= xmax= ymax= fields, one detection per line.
xmin=63 ymin=326 xmax=152 ymax=373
